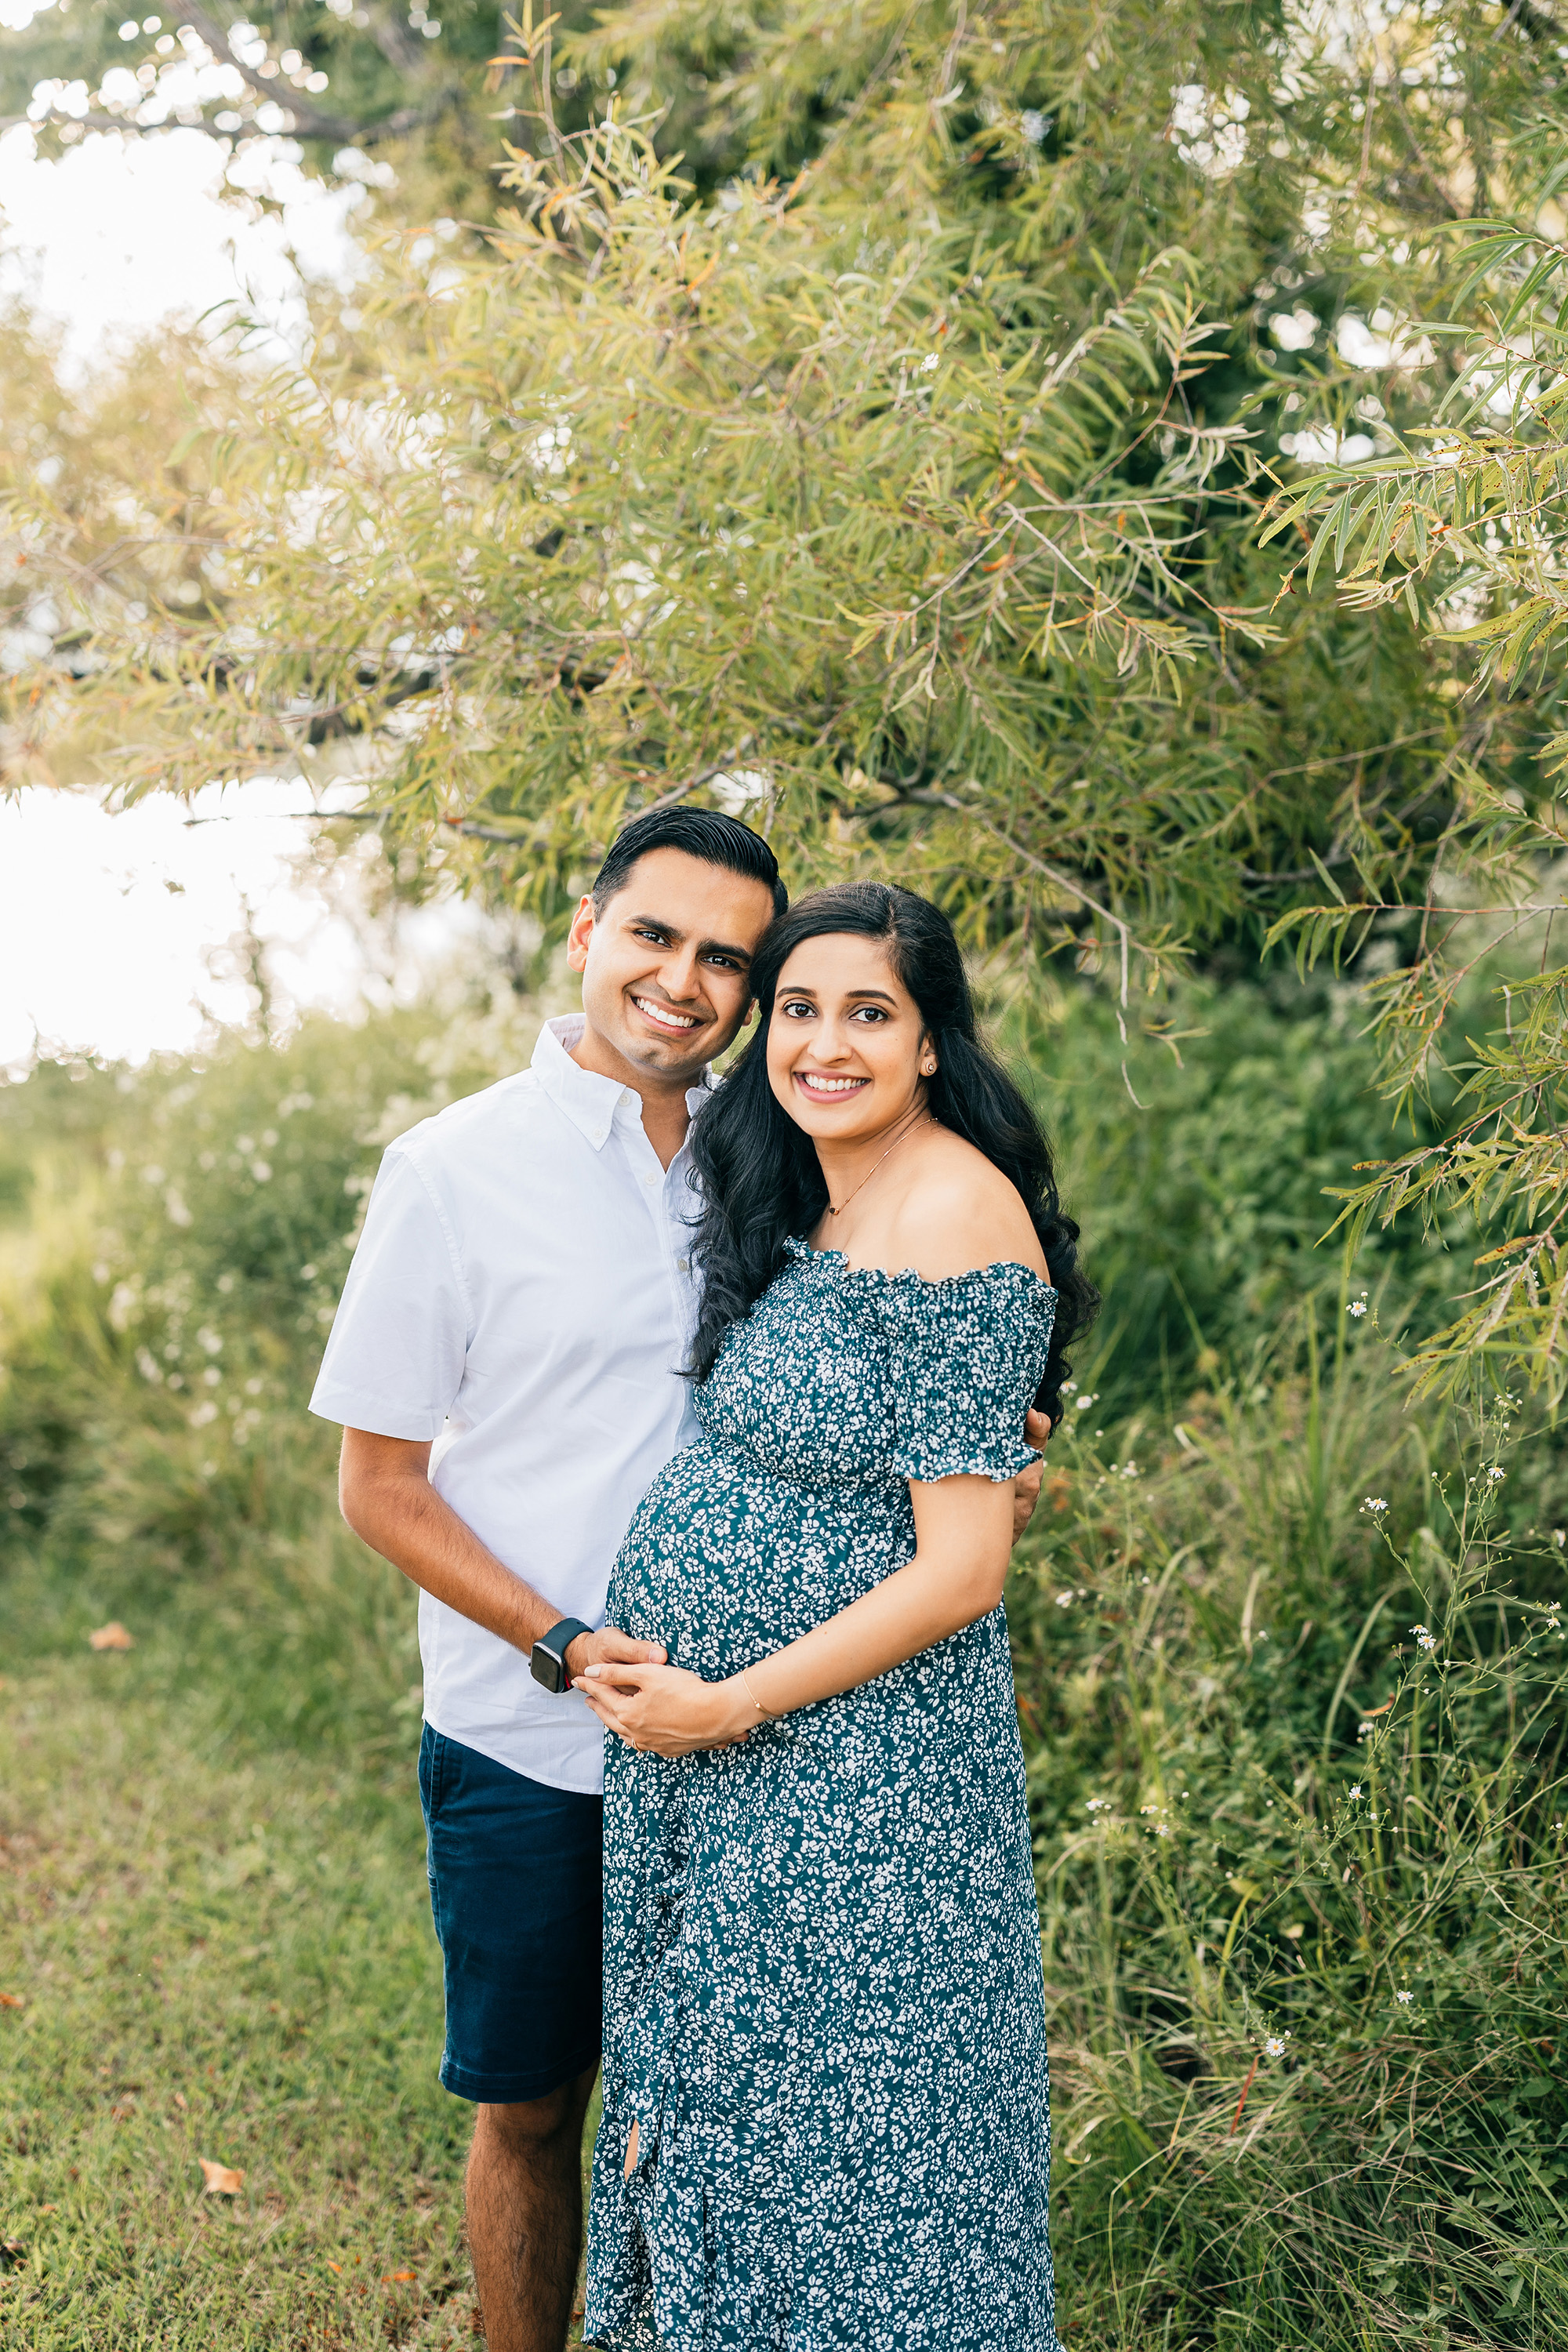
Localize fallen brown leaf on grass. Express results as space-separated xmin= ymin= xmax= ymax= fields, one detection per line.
xmin=0 ymin=1992 xmax=24 ymax=2009
xmin=198 ymin=2158 xmax=244 ymax=2194
xmin=88 ymin=1623 xmax=135 ymax=1652
xmin=383 ymin=2270 xmax=416 ymax=2284
xmin=172 ymin=2091 xmax=187 ymax=2111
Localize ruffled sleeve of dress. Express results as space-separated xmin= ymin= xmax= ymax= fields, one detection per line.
xmin=871 ymin=1261 xmax=1057 ymax=1486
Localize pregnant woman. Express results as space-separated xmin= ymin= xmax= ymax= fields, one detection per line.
xmin=578 ymin=880 xmax=1095 ymax=2352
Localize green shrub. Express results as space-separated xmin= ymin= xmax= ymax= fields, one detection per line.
xmin=1014 ymin=1319 xmax=1568 ymax=2350
xmin=1007 ymin=972 xmax=1482 ymax=1408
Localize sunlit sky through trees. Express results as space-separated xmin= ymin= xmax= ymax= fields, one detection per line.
xmin=0 ymin=104 xmax=406 ymax=1061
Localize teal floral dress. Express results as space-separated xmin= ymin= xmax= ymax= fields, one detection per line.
xmin=585 ymin=1241 xmax=1060 ymax=2352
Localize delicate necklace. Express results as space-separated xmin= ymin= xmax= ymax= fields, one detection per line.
xmin=824 ymin=1113 xmax=934 ymax=1220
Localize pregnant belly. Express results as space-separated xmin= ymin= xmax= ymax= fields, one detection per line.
xmin=608 ymin=1438 xmax=910 ymax=1682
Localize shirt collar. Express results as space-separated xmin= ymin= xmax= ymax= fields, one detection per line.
xmin=532 ymin=1014 xmax=711 ymax=1155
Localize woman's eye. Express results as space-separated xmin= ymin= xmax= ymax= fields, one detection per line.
xmin=779 ymin=1000 xmax=815 ymax=1018
xmin=850 ymin=1007 xmax=887 ymax=1023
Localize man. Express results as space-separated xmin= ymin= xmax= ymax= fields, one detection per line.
xmin=310 ymin=807 xmax=1048 ymax=2352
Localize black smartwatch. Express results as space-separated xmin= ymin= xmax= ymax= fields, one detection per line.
xmin=530 ymin=1617 xmax=594 ymax=1694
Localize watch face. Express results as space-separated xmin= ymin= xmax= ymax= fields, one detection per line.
xmin=530 ymin=1641 xmax=565 ymax=1693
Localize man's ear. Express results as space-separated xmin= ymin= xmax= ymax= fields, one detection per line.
xmin=565 ymin=894 xmax=596 ymax=973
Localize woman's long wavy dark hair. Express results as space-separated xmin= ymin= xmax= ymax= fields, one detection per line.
xmin=689 ymin=881 xmax=1098 ymax=1420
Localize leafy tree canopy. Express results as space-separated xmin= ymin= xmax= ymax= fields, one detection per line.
xmin=5 ymin=0 xmax=1568 ymax=1384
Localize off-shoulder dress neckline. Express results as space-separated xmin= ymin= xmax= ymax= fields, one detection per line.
xmin=783 ymin=1235 xmax=1057 ymax=1300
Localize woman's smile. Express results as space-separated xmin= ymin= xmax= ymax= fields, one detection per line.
xmin=793 ymin=1071 xmax=869 ymax=1100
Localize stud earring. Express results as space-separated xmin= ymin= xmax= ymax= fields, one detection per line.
xmin=922 ymin=1058 xmax=937 ymax=1076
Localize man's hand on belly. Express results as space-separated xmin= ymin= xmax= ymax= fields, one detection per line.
xmin=564 ymin=1625 xmax=668 ymax=1685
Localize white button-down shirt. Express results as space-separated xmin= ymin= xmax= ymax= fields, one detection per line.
xmin=309 ymin=1015 xmax=706 ymax=1794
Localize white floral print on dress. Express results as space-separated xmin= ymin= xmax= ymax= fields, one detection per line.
xmin=586 ymin=1240 xmax=1062 ymax=2352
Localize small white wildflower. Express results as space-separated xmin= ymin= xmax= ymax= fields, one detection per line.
xmin=1054 ymin=1591 xmax=1074 ymax=1608
xmin=1060 ymin=1380 xmax=1077 ymax=1396
xmin=1357 ymin=1721 xmax=1372 ymax=1739
xmin=1394 ymin=1989 xmax=1414 ymax=2006
xmin=1348 ymin=1299 xmax=1367 ymax=1319
xmin=1075 ymin=1394 xmax=1095 ymax=1410
xmin=1348 ymin=1784 xmax=1363 ymax=1800
xmin=1263 ymin=2033 xmax=1290 ymax=2057
xmin=1409 ymin=1623 xmax=1428 ymax=1638
xmin=1486 ymin=1465 xmax=1505 ymax=1482
xmin=1020 ymin=107 xmax=1050 ymax=144
xmin=1554 ymin=1529 xmax=1566 ymax=1549
xmin=1363 ymin=1497 xmax=1388 ymax=1515
xmin=1415 ymin=1630 xmax=1437 ymax=1653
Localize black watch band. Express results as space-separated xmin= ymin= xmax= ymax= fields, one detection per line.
xmin=530 ymin=1617 xmax=594 ymax=1695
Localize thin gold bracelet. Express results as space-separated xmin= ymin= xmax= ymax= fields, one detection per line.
xmin=739 ymin=1665 xmax=779 ymax=1722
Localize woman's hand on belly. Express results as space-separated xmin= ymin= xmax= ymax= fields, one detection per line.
xmin=577 ymin=1659 xmax=759 ymax=1757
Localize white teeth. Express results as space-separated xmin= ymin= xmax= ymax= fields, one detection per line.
xmin=633 ymin=997 xmax=699 ymax=1031
xmin=799 ymin=1075 xmax=863 ymax=1093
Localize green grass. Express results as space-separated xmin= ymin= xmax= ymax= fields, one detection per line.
xmin=0 ymin=1636 xmax=479 ymax=2349
xmin=0 ymin=1519 xmax=612 ymax=2350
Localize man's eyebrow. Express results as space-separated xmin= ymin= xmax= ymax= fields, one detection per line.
xmin=625 ymin=911 xmax=755 ymax=965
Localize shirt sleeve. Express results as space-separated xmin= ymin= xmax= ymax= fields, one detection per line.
xmin=308 ymin=1143 xmax=471 ymax=1440
xmin=873 ymin=1265 xmax=1056 ymax=1486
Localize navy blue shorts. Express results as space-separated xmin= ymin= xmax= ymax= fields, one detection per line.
xmin=418 ymin=1725 xmax=603 ymax=2105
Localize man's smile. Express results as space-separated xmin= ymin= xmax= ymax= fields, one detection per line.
xmin=631 ymin=994 xmax=702 ymax=1035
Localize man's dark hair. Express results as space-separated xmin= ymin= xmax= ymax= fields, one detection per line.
xmin=590 ymin=805 xmax=786 ymax=919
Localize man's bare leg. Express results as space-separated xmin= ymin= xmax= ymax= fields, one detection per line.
xmin=466 ymin=2063 xmax=598 ymax=2352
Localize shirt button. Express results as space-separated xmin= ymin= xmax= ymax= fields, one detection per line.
xmin=677 ymin=1257 xmax=690 ymax=1272
xmin=642 ymin=1174 xmax=658 ymax=1188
